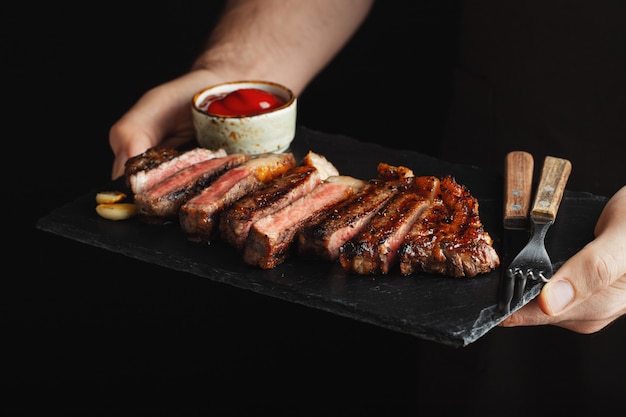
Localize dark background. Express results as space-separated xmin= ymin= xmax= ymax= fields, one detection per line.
xmin=7 ymin=1 xmax=625 ymax=416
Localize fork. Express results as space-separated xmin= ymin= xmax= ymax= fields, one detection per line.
xmin=503 ymin=155 xmax=572 ymax=310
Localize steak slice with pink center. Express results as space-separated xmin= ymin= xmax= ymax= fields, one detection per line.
xmin=128 ymin=147 xmax=227 ymax=195
xmin=219 ymin=165 xmax=321 ymax=250
xmin=243 ymin=175 xmax=366 ymax=269
xmin=179 ymin=153 xmax=296 ymax=242
xmin=124 ymin=145 xmax=181 ymax=185
xmin=218 ymin=151 xmax=338 ymax=251
xmin=296 ymin=180 xmax=401 ymax=261
xmin=296 ymin=166 xmax=434 ymax=262
xmin=134 ymin=154 xmax=249 ymax=220
xmin=338 ymin=191 xmax=430 ymax=275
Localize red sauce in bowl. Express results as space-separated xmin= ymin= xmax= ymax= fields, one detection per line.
xmin=206 ymin=88 xmax=286 ymax=117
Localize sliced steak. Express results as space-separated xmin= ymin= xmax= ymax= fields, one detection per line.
xmin=243 ymin=175 xmax=366 ymax=269
xmin=397 ymin=199 xmax=451 ymax=275
xmin=218 ymin=151 xmax=338 ymax=251
xmin=296 ymin=165 xmax=430 ymax=262
xmin=219 ymin=165 xmax=321 ymax=250
xmin=128 ymin=147 xmax=227 ymax=195
xmin=398 ymin=175 xmax=500 ymax=277
xmin=300 ymin=150 xmax=339 ymax=179
xmin=376 ymin=162 xmax=415 ymax=182
xmin=179 ymin=153 xmax=297 ymax=242
xmin=134 ymin=153 xmax=249 ymax=220
xmin=124 ymin=145 xmax=181 ymax=185
xmin=407 ymin=175 xmax=441 ymax=200
xmin=296 ymin=179 xmax=401 ymax=261
xmin=338 ymin=191 xmax=430 ymax=275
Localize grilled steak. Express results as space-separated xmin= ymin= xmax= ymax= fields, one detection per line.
xmin=179 ymin=153 xmax=297 ymax=242
xmin=124 ymin=145 xmax=181 ymax=184
xmin=299 ymin=150 xmax=339 ymax=180
xmin=338 ymin=190 xmax=430 ymax=275
xmin=122 ymin=145 xmax=498 ymax=277
xmin=133 ymin=153 xmax=249 ymax=220
xmin=243 ymin=175 xmax=366 ymax=269
xmin=127 ymin=147 xmax=227 ymax=195
xmin=219 ymin=165 xmax=321 ymax=250
xmin=297 ymin=167 xmax=438 ymax=262
xmin=398 ymin=175 xmax=500 ymax=277
xmin=376 ymin=162 xmax=415 ymax=182
xmin=218 ymin=151 xmax=338 ymax=250
xmin=409 ymin=175 xmax=442 ymax=201
xmin=296 ymin=180 xmax=398 ymax=261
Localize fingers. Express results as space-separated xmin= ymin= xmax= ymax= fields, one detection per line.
xmin=109 ymin=87 xmax=168 ymax=180
xmin=109 ymin=118 xmax=157 ymax=180
xmin=499 ymin=297 xmax=621 ymax=333
xmin=537 ymin=189 xmax=626 ymax=317
xmin=537 ymin=242 xmax=607 ymax=316
xmin=109 ymin=71 xmax=221 ymax=180
xmin=500 ymin=238 xmax=622 ymax=330
xmin=594 ymin=185 xmax=626 ymax=236
xmin=111 ymin=150 xmax=127 ymax=181
xmin=500 ymin=187 xmax=626 ymax=332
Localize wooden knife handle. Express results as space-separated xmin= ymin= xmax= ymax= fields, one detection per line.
xmin=504 ymin=151 xmax=534 ymax=230
xmin=531 ymin=156 xmax=572 ymax=221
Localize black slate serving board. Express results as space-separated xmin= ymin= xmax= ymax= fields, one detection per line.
xmin=36 ymin=126 xmax=607 ymax=347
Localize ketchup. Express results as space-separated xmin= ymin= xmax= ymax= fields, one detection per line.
xmin=206 ymin=88 xmax=286 ymax=117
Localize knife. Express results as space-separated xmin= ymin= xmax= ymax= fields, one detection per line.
xmin=498 ymin=151 xmax=534 ymax=313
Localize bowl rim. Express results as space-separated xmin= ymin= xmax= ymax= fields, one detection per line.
xmin=192 ymin=80 xmax=296 ymax=118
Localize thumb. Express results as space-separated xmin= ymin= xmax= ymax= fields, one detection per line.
xmin=538 ymin=232 xmax=623 ymax=317
xmin=539 ymin=187 xmax=626 ymax=316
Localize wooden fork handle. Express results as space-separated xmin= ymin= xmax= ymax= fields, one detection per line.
xmin=531 ymin=156 xmax=572 ymax=221
xmin=504 ymin=151 xmax=534 ymax=230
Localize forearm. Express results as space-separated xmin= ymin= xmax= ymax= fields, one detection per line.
xmin=109 ymin=0 xmax=373 ymax=179
xmin=192 ymin=0 xmax=375 ymax=95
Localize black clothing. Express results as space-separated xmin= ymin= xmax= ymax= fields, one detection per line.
xmin=444 ymin=0 xmax=625 ymax=197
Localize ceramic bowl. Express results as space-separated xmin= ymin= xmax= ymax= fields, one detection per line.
xmin=192 ymin=80 xmax=297 ymax=155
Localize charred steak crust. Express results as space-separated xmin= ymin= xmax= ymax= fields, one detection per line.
xmin=338 ymin=191 xmax=430 ymax=275
xmin=128 ymin=147 xmax=227 ymax=195
xmin=219 ymin=164 xmax=321 ymax=250
xmin=124 ymin=145 xmax=499 ymax=277
xmin=376 ymin=162 xmax=415 ymax=182
xmin=298 ymin=173 xmax=442 ymax=265
xmin=218 ymin=150 xmax=338 ymax=251
xmin=134 ymin=154 xmax=250 ymax=220
xmin=179 ymin=153 xmax=297 ymax=242
xmin=338 ymin=174 xmax=499 ymax=277
xmin=398 ymin=175 xmax=500 ymax=277
xmin=243 ymin=176 xmax=365 ymax=270
xmin=296 ymin=179 xmax=401 ymax=261
xmin=124 ymin=146 xmax=181 ymax=185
